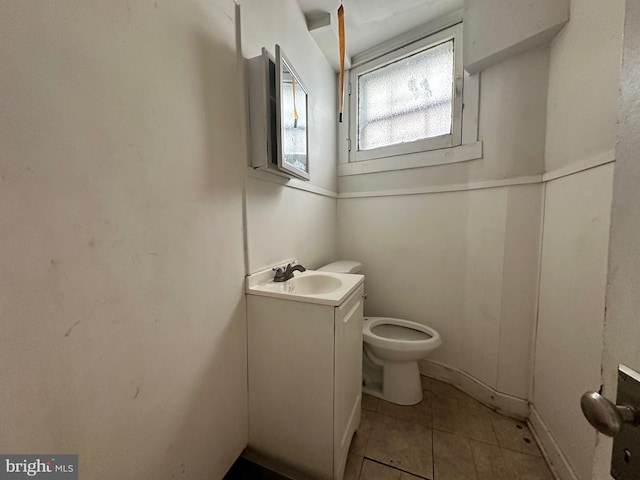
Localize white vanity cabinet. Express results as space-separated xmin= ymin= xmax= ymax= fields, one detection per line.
xmin=247 ymin=284 xmax=364 ymax=480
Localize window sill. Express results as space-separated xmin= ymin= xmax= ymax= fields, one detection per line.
xmin=337 ymin=141 xmax=483 ymax=177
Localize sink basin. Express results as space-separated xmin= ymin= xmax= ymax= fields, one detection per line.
xmin=278 ymin=274 xmax=343 ymax=295
xmin=246 ymin=266 xmax=364 ymax=306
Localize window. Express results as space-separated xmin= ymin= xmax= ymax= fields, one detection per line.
xmin=349 ymin=24 xmax=464 ymax=162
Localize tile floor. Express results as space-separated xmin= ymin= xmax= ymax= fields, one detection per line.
xmin=344 ymin=376 xmax=554 ymax=480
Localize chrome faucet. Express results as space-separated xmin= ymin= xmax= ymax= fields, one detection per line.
xmin=273 ymin=263 xmax=306 ymax=282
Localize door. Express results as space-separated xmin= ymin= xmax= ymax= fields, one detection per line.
xmin=592 ymin=1 xmax=640 ymax=477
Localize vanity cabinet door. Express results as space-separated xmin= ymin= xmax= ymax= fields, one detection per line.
xmin=333 ymin=285 xmax=364 ymax=479
xmin=247 ymin=295 xmax=335 ymax=479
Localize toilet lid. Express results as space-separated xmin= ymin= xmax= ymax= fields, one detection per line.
xmin=371 ymin=323 xmax=433 ymax=341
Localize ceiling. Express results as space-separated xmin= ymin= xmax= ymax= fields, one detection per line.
xmin=296 ymin=0 xmax=463 ymax=57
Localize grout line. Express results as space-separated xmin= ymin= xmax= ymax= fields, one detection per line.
xmin=361 ymin=457 xmax=430 ymax=479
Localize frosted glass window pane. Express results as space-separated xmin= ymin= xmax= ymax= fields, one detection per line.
xmin=358 ymin=40 xmax=454 ymax=151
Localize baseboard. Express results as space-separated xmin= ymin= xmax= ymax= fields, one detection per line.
xmin=239 ymin=449 xmax=315 ymax=480
xmin=419 ymin=360 xmax=530 ymax=419
xmin=527 ymin=405 xmax=578 ymax=480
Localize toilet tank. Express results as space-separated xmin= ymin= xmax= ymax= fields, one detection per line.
xmin=317 ymin=260 xmax=362 ymax=274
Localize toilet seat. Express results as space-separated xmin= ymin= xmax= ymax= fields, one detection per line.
xmin=371 ymin=323 xmax=432 ymax=341
xmin=363 ymin=317 xmax=441 ymax=354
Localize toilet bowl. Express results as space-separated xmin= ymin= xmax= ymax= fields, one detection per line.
xmin=318 ymin=260 xmax=442 ymax=406
xmin=363 ymin=317 xmax=441 ymax=405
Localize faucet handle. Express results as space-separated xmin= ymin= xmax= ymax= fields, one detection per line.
xmin=272 ymin=265 xmax=287 ymax=281
xmin=272 ymin=262 xmax=291 ymax=271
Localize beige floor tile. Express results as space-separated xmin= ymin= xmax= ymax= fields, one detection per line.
xmin=427 ymin=378 xmax=473 ymax=400
xmin=469 ymin=440 xmax=510 ymax=480
xmin=350 ymin=409 xmax=375 ymax=456
xmin=433 ymin=429 xmax=478 ymax=480
xmin=432 ymin=394 xmax=498 ymax=445
xmin=428 ymin=378 xmax=496 ymax=417
xmin=344 ymin=452 xmax=363 ymax=480
xmin=365 ymin=413 xmax=433 ymax=478
xmin=362 ymin=393 xmax=380 ymax=412
xmin=501 ymin=448 xmax=554 ymax=480
xmin=455 ymin=393 xmax=496 ymax=417
xmin=400 ymin=472 xmax=425 ymax=479
xmin=491 ymin=415 xmax=541 ymax=457
xmin=422 ymin=377 xmax=459 ymax=397
xmin=376 ymin=391 xmax=432 ymax=428
xmin=420 ymin=375 xmax=433 ymax=391
xmin=359 ymin=459 xmax=402 ymax=480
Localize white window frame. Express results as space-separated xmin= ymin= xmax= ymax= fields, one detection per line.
xmin=348 ymin=23 xmax=464 ymax=163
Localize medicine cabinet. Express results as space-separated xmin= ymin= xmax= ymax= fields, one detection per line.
xmin=247 ymin=45 xmax=310 ymax=181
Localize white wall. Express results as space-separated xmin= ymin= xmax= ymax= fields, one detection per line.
xmin=533 ymin=165 xmax=614 ymax=480
xmin=338 ymin=184 xmax=541 ymax=400
xmin=531 ymin=0 xmax=626 ymax=478
xmin=337 ymin=48 xmax=548 ymax=401
xmin=0 ymin=2 xmax=247 ymax=479
xmin=241 ymin=0 xmax=338 ymax=273
xmin=463 ymin=0 xmax=568 ymax=73
xmin=245 ymin=179 xmax=337 ymax=272
xmin=544 ymin=0 xmax=625 ymax=171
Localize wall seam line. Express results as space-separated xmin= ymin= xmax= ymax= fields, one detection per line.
xmin=529 ymin=181 xmax=547 ymax=404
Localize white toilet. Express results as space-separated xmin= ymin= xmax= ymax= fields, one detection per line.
xmin=318 ymin=260 xmax=442 ymax=406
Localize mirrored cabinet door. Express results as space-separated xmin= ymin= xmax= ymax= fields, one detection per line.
xmin=275 ymin=45 xmax=309 ymax=180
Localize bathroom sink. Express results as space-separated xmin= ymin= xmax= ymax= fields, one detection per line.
xmin=246 ymin=265 xmax=364 ymax=306
xmin=278 ymin=273 xmax=343 ymax=295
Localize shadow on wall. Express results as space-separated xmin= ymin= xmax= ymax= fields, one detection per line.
xmin=195 ymin=24 xmax=247 ymax=198
xmin=147 ymin=26 xmax=249 ymax=480
xmin=153 ymin=298 xmax=247 ymax=479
